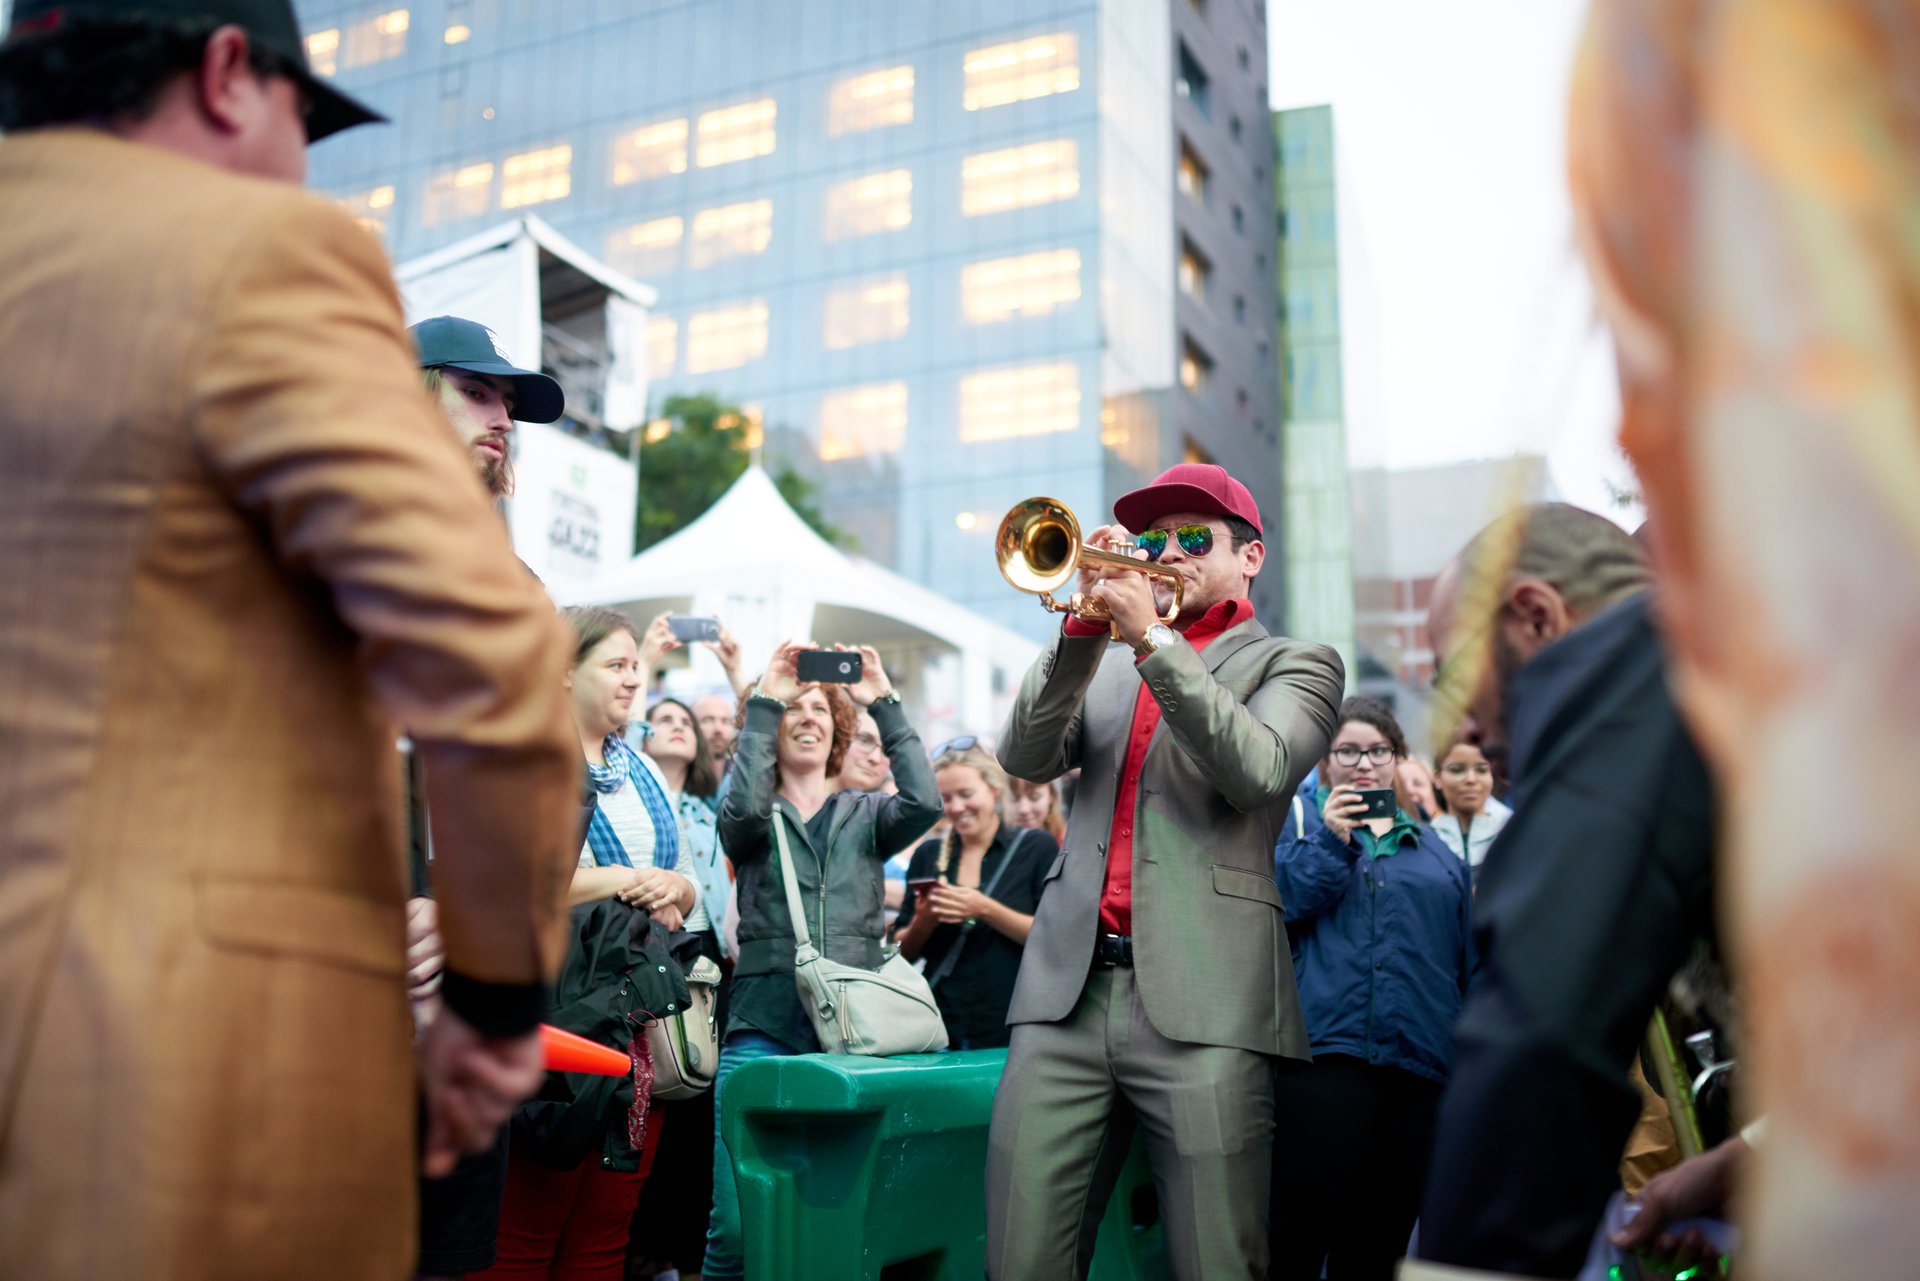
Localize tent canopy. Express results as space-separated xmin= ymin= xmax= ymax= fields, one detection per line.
xmin=560 ymin=467 xmax=1038 ymax=738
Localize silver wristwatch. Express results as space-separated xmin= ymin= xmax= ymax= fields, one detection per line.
xmin=1132 ymin=623 xmax=1179 ymax=658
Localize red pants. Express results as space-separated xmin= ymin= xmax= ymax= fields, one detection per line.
xmin=472 ymin=1117 xmax=664 ymax=1281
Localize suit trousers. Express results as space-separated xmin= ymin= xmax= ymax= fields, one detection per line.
xmin=986 ymin=966 xmax=1275 ymax=1280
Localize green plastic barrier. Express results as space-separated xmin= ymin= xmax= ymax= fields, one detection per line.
xmin=721 ymin=1048 xmax=1166 ymax=1280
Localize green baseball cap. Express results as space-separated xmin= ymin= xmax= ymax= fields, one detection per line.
xmin=409 ymin=315 xmax=566 ymax=425
xmin=3 ymin=0 xmax=386 ymax=142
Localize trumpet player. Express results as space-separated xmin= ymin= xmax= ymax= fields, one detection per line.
xmin=987 ymin=463 xmax=1345 ymax=1280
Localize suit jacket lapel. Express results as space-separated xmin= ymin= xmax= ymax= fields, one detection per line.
xmin=1142 ymin=619 xmax=1271 ymax=760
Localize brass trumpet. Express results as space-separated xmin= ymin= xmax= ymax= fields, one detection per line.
xmin=995 ymin=497 xmax=1183 ymax=637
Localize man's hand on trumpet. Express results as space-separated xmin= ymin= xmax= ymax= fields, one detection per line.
xmin=1080 ymin=523 xmax=1159 ymax=648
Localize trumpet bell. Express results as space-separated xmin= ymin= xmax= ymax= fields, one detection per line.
xmin=995 ymin=497 xmax=1080 ymax=596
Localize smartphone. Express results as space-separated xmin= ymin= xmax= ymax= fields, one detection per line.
xmin=668 ymin=615 xmax=720 ymax=643
xmin=796 ymin=649 xmax=862 ymax=684
xmin=906 ymin=877 xmax=940 ymax=894
xmin=1354 ymin=788 xmax=1398 ymax=820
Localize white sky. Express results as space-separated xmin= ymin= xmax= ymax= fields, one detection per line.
xmin=1267 ymin=0 xmax=1642 ymax=519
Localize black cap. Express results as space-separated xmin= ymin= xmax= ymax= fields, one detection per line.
xmin=3 ymin=0 xmax=387 ymax=142
xmin=410 ymin=316 xmax=566 ymax=425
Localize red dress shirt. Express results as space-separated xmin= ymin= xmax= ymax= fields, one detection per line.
xmin=1065 ymin=597 xmax=1256 ymax=935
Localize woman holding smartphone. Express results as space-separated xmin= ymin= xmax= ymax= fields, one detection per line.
xmin=703 ymin=642 xmax=941 ymax=1280
xmin=1268 ymin=697 xmax=1472 ymax=1281
xmin=893 ymin=743 xmax=1058 ymax=1050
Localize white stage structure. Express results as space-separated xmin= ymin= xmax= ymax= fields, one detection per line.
xmin=560 ymin=467 xmax=1041 ymax=744
xmin=396 ymin=216 xmax=653 ymax=587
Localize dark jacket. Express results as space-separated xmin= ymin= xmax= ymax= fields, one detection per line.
xmin=718 ymin=694 xmax=940 ymax=1049
xmin=1417 ymin=590 xmax=1718 ymax=1276
xmin=1274 ymin=783 xmax=1472 ymax=1084
xmin=894 ymin=824 xmax=1059 ymax=1049
xmin=512 ymin=898 xmax=695 ymax=1172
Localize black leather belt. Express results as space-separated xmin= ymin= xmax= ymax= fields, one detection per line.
xmin=1092 ymin=933 xmax=1134 ymax=968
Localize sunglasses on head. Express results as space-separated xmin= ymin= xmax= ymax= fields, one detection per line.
xmin=929 ymin=735 xmax=979 ymax=759
xmin=1134 ymin=524 xmax=1214 ymax=561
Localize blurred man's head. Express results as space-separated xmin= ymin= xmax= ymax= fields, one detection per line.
xmin=692 ymin=694 xmax=737 ymax=767
xmin=1430 ymin=503 xmax=1648 ymax=748
xmin=0 ymin=2 xmax=383 ymax=183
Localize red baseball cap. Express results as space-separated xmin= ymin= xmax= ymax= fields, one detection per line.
xmin=1113 ymin=463 xmax=1263 ymax=538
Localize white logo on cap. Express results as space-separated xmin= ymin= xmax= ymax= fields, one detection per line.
xmin=483 ymin=325 xmax=513 ymax=364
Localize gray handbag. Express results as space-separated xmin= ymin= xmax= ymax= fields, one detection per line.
xmin=772 ymin=809 xmax=948 ymax=1056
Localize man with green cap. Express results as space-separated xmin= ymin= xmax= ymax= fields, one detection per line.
xmin=0 ymin=5 xmax=583 ymax=1279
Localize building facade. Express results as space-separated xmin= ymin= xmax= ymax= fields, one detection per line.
xmin=296 ymin=0 xmax=1284 ymax=637
xmin=1272 ymin=103 xmax=1356 ymax=680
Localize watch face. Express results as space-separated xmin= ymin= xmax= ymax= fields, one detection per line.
xmin=1147 ymin=624 xmax=1177 ymax=649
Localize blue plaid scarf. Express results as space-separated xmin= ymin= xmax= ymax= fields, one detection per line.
xmin=583 ymin=734 xmax=681 ymax=871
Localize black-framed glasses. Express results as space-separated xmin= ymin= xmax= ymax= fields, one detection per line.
xmin=929 ymin=735 xmax=979 ymax=759
xmin=1135 ymin=524 xmax=1214 ymax=561
xmin=1330 ymin=744 xmax=1397 ymax=767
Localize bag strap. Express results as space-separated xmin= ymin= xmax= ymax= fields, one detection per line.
xmin=1291 ymin=793 xmax=1305 ymax=837
xmin=770 ymin=806 xmax=818 ymax=957
xmin=927 ymin=828 xmax=1029 ymax=990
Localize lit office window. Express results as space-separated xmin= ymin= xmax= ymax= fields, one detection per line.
xmin=819 ymin=383 xmax=909 ymax=460
xmin=961 ymin=141 xmax=1078 ymax=216
xmin=828 ymin=65 xmax=915 ymax=136
xmin=961 ymin=249 xmax=1081 ymax=324
xmin=306 ymin=28 xmax=340 ymax=75
xmin=963 ymin=33 xmax=1080 ymax=111
xmin=339 ymin=185 xmax=396 ymax=236
xmin=500 ymin=144 xmax=571 ymax=209
xmin=822 ymin=274 xmax=909 ymax=350
xmin=685 ymin=301 xmax=769 ymax=373
xmin=822 ymin=169 xmax=911 ymax=240
xmin=607 ymin=217 xmax=683 ymax=279
xmin=646 ymin=314 xmax=677 ymax=380
xmin=689 ymin=199 xmax=773 ymax=267
xmin=959 ymin=362 xmax=1081 ymax=442
xmin=695 ymin=99 xmax=777 ymax=168
xmin=611 ymin=119 xmax=689 ymax=185
xmin=422 ymin=161 xmax=494 ymax=226
xmin=444 ymin=22 xmax=471 ymax=44
xmin=343 ymin=8 xmax=409 ymax=69
xmin=1177 ymin=139 xmax=1208 ymax=204
xmin=1178 ymin=238 xmax=1210 ymax=302
xmin=1180 ymin=337 xmax=1213 ymax=391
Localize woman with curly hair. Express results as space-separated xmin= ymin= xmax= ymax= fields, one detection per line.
xmin=702 ymin=642 xmax=942 ymax=1279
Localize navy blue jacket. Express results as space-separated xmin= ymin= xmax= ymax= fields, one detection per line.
xmin=1273 ymin=778 xmax=1473 ymax=1084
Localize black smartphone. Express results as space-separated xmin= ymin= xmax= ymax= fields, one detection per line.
xmin=796 ymin=649 xmax=862 ymax=684
xmin=1354 ymin=788 xmax=1398 ymax=820
xmin=668 ymin=615 xmax=720 ymax=643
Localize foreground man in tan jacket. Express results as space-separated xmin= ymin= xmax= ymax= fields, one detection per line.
xmin=0 ymin=3 xmax=581 ymax=1276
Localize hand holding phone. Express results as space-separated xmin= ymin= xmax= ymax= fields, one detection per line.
xmin=796 ymin=648 xmax=862 ymax=684
xmin=668 ymin=615 xmax=720 ymax=644
xmin=906 ymin=876 xmax=940 ymax=895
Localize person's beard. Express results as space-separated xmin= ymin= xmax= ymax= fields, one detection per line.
xmin=480 ymin=451 xmax=513 ymax=499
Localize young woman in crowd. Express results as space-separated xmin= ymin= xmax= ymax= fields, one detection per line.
xmin=704 ymin=642 xmax=941 ymax=1280
xmin=628 ymin=695 xmax=731 ymax=1281
xmin=1397 ymin=756 xmax=1439 ymax=823
xmin=1269 ymin=697 xmax=1474 ymax=1281
xmin=893 ymin=744 xmax=1059 ymax=1050
xmin=1008 ymin=774 xmax=1068 ymax=842
xmin=1429 ymin=737 xmax=1512 ymax=877
xmin=477 ymin=608 xmax=704 ymax=1281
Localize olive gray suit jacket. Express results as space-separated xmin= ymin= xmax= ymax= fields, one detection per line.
xmin=998 ymin=617 xmax=1344 ymax=1058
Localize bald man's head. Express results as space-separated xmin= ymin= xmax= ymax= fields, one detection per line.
xmin=1430 ymin=503 xmax=1648 ymax=745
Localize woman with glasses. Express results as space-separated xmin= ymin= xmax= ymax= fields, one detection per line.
xmin=893 ymin=743 xmax=1058 ymax=1050
xmin=1429 ymin=738 xmax=1510 ymax=876
xmin=1268 ymin=697 xmax=1473 ymax=1281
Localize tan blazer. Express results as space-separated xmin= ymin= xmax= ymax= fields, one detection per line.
xmin=0 ymin=131 xmax=580 ymax=1279
xmin=998 ymin=618 xmax=1343 ymax=1057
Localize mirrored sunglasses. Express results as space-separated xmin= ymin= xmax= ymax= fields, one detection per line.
xmin=1135 ymin=524 xmax=1214 ymax=561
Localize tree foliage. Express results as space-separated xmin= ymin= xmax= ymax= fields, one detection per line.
xmin=632 ymin=393 xmax=851 ymax=554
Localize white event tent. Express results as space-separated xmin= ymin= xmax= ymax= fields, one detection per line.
xmin=557 ymin=466 xmax=1041 ymax=744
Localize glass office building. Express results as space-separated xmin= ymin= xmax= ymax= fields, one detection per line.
xmin=298 ymin=0 xmax=1284 ymax=636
